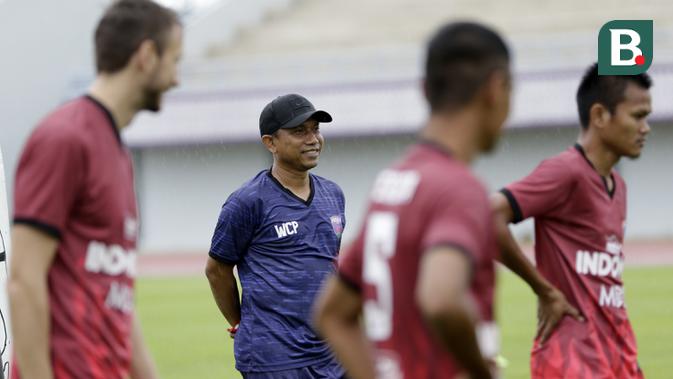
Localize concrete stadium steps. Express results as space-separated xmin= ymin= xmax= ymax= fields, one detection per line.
xmin=65 ymin=0 xmax=673 ymax=146
xmin=213 ymin=0 xmax=673 ymax=56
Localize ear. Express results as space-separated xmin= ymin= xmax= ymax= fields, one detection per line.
xmin=261 ymin=135 xmax=276 ymax=154
xmin=589 ymin=103 xmax=611 ymax=130
xmin=134 ymin=39 xmax=159 ymax=73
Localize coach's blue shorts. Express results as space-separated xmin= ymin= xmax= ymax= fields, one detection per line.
xmin=240 ymin=357 xmax=346 ymax=379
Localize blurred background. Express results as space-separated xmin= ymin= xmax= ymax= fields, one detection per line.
xmin=1 ymin=0 xmax=672 ymax=377
xmin=2 ymin=0 xmax=673 ymax=253
xmin=0 ymin=0 xmax=673 ymax=253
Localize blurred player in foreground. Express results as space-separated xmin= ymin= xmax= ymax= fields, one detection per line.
xmin=492 ymin=63 xmax=651 ymax=378
xmin=9 ymin=1 xmax=182 ymax=378
xmin=314 ymin=21 xmax=511 ymax=379
xmin=205 ymin=94 xmax=346 ymax=378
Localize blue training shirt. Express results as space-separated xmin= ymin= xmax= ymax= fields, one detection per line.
xmin=209 ymin=170 xmax=346 ymax=372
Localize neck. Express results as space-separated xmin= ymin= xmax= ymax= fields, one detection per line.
xmin=419 ymin=110 xmax=481 ymax=164
xmin=88 ymin=73 xmax=141 ymax=130
xmin=271 ymin=163 xmax=310 ymax=190
xmin=577 ymin=130 xmax=619 ymax=177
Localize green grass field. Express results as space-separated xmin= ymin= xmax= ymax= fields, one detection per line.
xmin=137 ymin=267 xmax=673 ymax=379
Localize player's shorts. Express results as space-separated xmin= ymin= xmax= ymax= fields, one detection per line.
xmin=530 ymin=318 xmax=643 ymax=379
xmin=240 ymin=357 xmax=346 ymax=379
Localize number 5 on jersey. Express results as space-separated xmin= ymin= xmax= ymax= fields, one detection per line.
xmin=363 ymin=212 xmax=398 ymax=341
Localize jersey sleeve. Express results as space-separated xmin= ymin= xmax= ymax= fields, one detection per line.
xmin=502 ymin=156 xmax=576 ymax=223
xmin=338 ymin=186 xmax=346 ymax=230
xmin=336 ymin=184 xmax=346 ymax=247
xmin=209 ymin=193 xmax=258 ymax=264
xmin=337 ymin=232 xmax=364 ymax=292
xmin=13 ymin=126 xmax=86 ymax=238
xmin=420 ymin=182 xmax=489 ymax=263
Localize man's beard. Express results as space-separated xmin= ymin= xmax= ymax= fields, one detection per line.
xmin=141 ymin=87 xmax=162 ymax=112
xmin=481 ymin=128 xmax=500 ymax=153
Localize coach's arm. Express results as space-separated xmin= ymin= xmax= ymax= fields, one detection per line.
xmin=417 ymin=247 xmax=493 ymax=379
xmin=8 ymin=224 xmax=58 ymax=379
xmin=490 ymin=192 xmax=583 ymax=343
xmin=205 ymin=257 xmax=241 ymax=335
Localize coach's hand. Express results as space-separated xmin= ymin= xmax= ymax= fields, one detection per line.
xmin=536 ymin=287 xmax=584 ymax=344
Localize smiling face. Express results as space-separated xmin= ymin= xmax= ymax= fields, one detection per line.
xmin=265 ymin=119 xmax=324 ymax=172
xmin=600 ymin=82 xmax=652 ymax=159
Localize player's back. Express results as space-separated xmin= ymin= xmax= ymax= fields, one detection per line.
xmin=340 ymin=142 xmax=498 ymax=379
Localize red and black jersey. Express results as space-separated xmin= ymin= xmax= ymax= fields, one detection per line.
xmin=339 ymin=142 xmax=498 ymax=379
xmin=503 ymin=144 xmax=642 ymax=379
xmin=13 ymin=96 xmax=138 ymax=379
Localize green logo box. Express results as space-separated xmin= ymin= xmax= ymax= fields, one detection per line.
xmin=598 ymin=20 xmax=653 ymax=75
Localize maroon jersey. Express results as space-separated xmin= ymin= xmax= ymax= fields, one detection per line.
xmin=13 ymin=96 xmax=139 ymax=379
xmin=503 ymin=144 xmax=642 ymax=379
xmin=339 ymin=142 xmax=498 ymax=379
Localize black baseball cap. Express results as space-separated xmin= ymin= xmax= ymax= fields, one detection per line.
xmin=259 ymin=94 xmax=332 ymax=136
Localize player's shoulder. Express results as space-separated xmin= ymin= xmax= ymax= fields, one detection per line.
xmin=433 ymin=170 xmax=486 ymax=204
xmin=407 ymin=142 xmax=474 ymax=176
xmin=32 ymin=97 xmax=97 ymax=137
xmin=416 ymin=162 xmax=487 ymax=207
xmin=384 ymin=143 xmax=486 ymax=200
xmin=416 ymin=154 xmax=482 ymax=191
xmin=536 ymin=146 xmax=583 ymax=177
xmin=228 ymin=170 xmax=269 ymax=204
xmin=26 ymin=99 xmax=94 ymax=152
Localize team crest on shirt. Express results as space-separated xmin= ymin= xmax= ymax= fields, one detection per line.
xmin=605 ymin=235 xmax=622 ymax=255
xmin=124 ymin=216 xmax=138 ymax=241
xmin=330 ymin=215 xmax=343 ymax=237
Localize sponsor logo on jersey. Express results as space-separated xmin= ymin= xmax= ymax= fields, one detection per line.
xmin=599 ymin=284 xmax=625 ymax=308
xmin=370 ymin=169 xmax=420 ymax=205
xmin=84 ymin=240 xmax=136 ymax=277
xmin=575 ymin=250 xmax=624 ymax=279
xmin=574 ymin=235 xmax=626 ymax=308
xmin=274 ymin=221 xmax=300 ymax=239
xmin=105 ymin=281 xmax=134 ymax=313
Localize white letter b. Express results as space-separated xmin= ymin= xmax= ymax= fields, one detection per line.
xmin=610 ymin=29 xmax=642 ymax=66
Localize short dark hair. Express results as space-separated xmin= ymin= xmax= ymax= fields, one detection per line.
xmin=576 ymin=63 xmax=652 ymax=129
xmin=424 ymin=21 xmax=510 ymax=112
xmin=95 ymin=0 xmax=180 ymax=73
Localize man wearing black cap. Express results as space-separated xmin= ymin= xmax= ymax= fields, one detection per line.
xmin=205 ymin=94 xmax=346 ymax=378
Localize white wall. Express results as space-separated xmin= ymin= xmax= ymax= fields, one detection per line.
xmin=619 ymin=124 xmax=673 ymax=238
xmin=134 ymin=124 xmax=673 ymax=253
xmin=0 ymin=0 xmax=107 ymax=210
xmin=0 ymin=0 xmax=292 ymax=211
xmin=134 ymin=143 xmax=272 ymax=252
